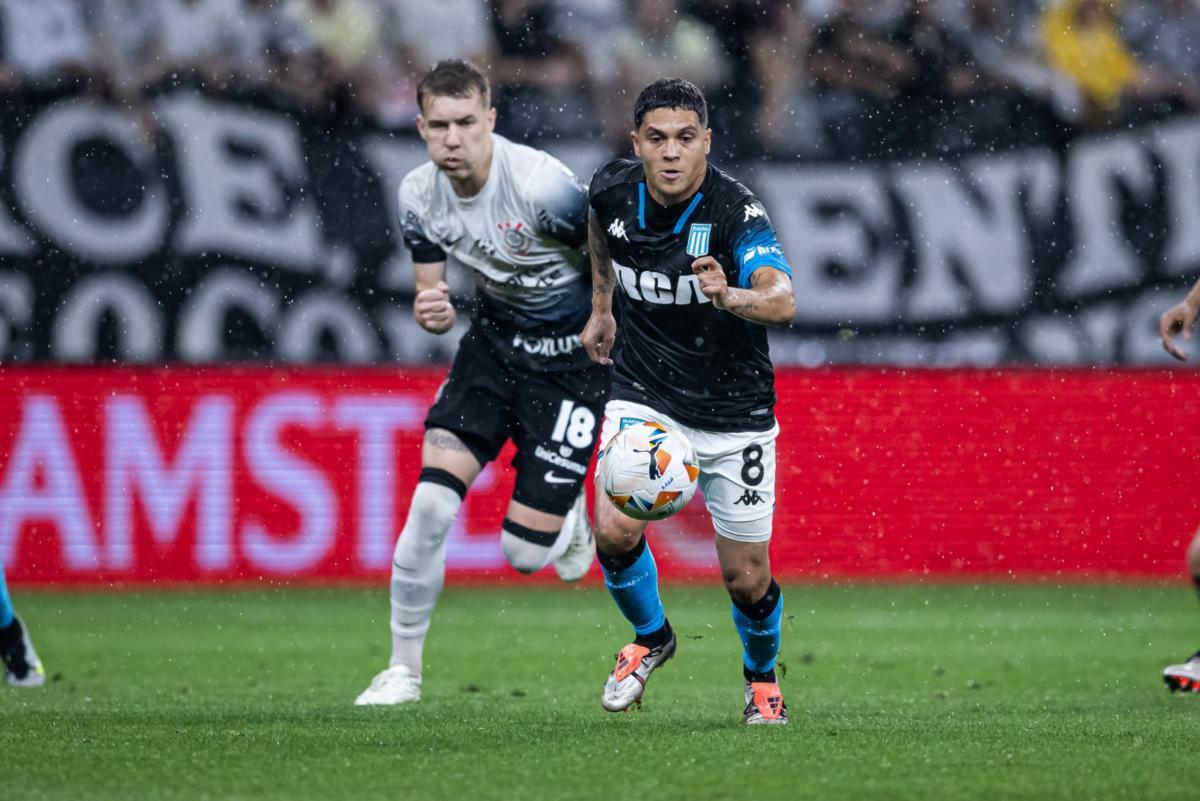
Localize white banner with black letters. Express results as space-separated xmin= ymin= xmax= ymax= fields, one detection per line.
xmin=0 ymin=88 xmax=1195 ymax=366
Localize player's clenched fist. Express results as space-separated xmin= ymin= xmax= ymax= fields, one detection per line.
xmin=581 ymin=311 xmax=616 ymax=366
xmin=691 ymin=256 xmax=730 ymax=309
xmin=414 ymin=280 xmax=457 ymax=334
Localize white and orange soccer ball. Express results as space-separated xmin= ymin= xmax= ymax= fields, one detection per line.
xmin=598 ymin=422 xmax=700 ymax=521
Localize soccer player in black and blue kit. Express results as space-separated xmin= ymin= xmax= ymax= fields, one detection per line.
xmin=582 ymin=78 xmax=796 ymax=724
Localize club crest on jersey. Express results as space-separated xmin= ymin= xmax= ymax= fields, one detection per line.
xmin=685 ymin=223 xmax=711 ymax=257
xmin=498 ymin=220 xmax=533 ymax=256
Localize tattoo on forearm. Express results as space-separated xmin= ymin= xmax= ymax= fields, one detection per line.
xmin=425 ymin=429 xmax=470 ymax=452
xmin=588 ymin=212 xmax=614 ymax=292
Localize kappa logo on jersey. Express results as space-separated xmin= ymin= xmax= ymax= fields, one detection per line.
xmin=498 ymin=220 xmax=533 ymax=256
xmin=608 ymin=218 xmax=629 ymax=241
xmin=686 ymin=224 xmax=712 ymax=257
xmin=613 ymin=262 xmax=712 ymax=306
xmin=743 ymin=203 xmax=766 ymax=222
xmin=734 ymin=489 xmax=765 ymax=506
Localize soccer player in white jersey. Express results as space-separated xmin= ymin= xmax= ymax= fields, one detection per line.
xmin=355 ymin=60 xmax=609 ymax=706
xmin=1157 ymin=288 xmax=1200 ymax=692
xmin=583 ymin=79 xmax=796 ymax=724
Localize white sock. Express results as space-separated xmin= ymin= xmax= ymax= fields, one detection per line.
xmin=499 ymin=514 xmax=577 ymax=574
xmin=389 ymin=481 xmax=462 ymax=675
xmin=499 ymin=495 xmax=582 ymax=573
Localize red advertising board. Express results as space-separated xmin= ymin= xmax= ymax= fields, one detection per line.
xmin=1 ymin=367 xmax=1197 ymax=585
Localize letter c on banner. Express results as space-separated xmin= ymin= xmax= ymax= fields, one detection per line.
xmin=13 ymin=100 xmax=167 ymax=263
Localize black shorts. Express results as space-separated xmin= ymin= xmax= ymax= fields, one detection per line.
xmin=424 ymin=330 xmax=610 ymax=516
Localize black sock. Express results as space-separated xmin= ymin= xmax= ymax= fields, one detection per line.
xmin=744 ymin=666 xmax=777 ymax=684
xmin=1192 ymin=574 xmax=1200 ymax=602
xmin=733 ymin=579 xmax=782 ymax=621
xmin=596 ymin=535 xmax=646 ymax=573
xmin=634 ymin=618 xmax=673 ymax=650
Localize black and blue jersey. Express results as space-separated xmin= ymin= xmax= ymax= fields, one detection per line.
xmin=588 ymin=159 xmax=793 ymax=432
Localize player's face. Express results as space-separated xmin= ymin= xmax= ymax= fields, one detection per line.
xmin=417 ymin=91 xmax=496 ymax=187
xmin=632 ymin=108 xmax=711 ymax=205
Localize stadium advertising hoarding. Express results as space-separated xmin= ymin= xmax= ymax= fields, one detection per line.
xmin=2 ymin=367 xmax=1196 ymax=585
xmin=0 ymin=89 xmax=1197 ymax=366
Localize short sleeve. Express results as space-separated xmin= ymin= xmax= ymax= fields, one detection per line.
xmin=588 ymin=159 xmax=631 ymax=208
xmin=524 ymin=156 xmax=589 ymax=249
xmin=397 ymin=179 xmax=447 ymax=264
xmin=724 ymin=193 xmax=792 ymax=289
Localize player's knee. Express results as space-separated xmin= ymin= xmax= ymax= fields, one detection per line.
xmin=593 ymin=505 xmax=644 ymax=552
xmin=500 ymin=519 xmax=557 ymax=574
xmin=592 ymin=516 xmax=629 ymax=551
xmin=722 ymin=569 xmax=771 ymax=607
xmin=394 ymin=470 xmax=467 ymax=566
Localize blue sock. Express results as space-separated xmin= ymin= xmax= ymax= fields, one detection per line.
xmin=732 ymin=580 xmax=783 ymax=679
xmin=599 ymin=537 xmax=665 ymax=637
xmin=0 ymin=564 xmax=14 ymax=629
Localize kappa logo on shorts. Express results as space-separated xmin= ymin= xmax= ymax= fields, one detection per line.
xmin=734 ymin=489 xmax=765 ymax=506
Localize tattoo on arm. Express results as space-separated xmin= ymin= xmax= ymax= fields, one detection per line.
xmin=425 ymin=429 xmax=471 ymax=452
xmin=588 ymin=211 xmax=614 ymax=294
xmin=724 ymin=269 xmax=794 ymax=324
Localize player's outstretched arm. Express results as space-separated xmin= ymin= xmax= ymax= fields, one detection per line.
xmin=582 ymin=209 xmax=616 ymax=365
xmin=1160 ymin=278 xmax=1200 ymax=361
xmin=691 ymin=258 xmax=796 ymax=325
xmin=413 ymin=260 xmax=456 ymax=335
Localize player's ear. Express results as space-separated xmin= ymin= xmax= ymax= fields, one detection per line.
xmin=703 ymin=128 xmax=711 ymax=155
xmin=486 ymin=105 xmax=497 ymax=131
xmin=631 ymin=130 xmax=641 ymax=158
xmin=416 ymin=114 xmax=428 ymax=142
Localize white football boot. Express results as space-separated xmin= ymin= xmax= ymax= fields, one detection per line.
xmin=1 ymin=615 xmax=45 ymax=688
xmin=601 ymin=633 xmax=676 ymax=712
xmin=1163 ymin=651 xmax=1200 ymax=693
xmin=743 ymin=681 xmax=789 ymax=725
xmin=354 ymin=664 xmax=422 ymax=705
xmin=553 ymin=492 xmax=594 ymax=583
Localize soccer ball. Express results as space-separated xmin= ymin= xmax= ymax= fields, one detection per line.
xmin=598 ymin=422 xmax=699 ymax=521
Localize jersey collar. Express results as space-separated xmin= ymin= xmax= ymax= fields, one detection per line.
xmin=638 ymin=168 xmax=710 ymax=234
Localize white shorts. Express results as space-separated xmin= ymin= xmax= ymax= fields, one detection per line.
xmin=598 ymin=400 xmax=779 ymax=543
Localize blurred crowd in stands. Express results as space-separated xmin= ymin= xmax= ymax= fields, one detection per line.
xmin=2 ymin=0 xmax=1198 ymax=160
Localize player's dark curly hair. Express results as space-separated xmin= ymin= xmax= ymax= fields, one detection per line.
xmin=633 ymin=78 xmax=708 ymax=129
xmin=417 ymin=59 xmax=490 ymax=113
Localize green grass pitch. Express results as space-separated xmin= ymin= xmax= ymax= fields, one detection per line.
xmin=3 ymin=583 xmax=1199 ymax=800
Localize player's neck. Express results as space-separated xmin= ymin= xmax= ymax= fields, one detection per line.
xmin=448 ymin=143 xmax=494 ymax=199
xmin=645 ymin=168 xmax=705 ymax=208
